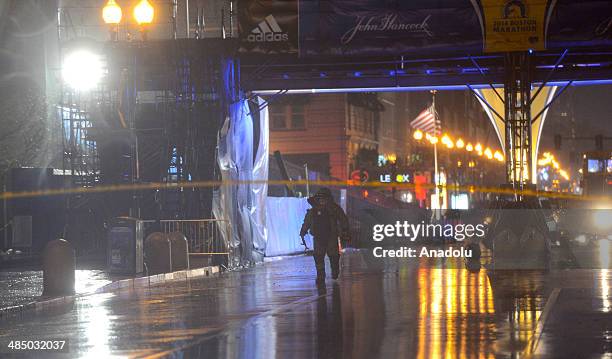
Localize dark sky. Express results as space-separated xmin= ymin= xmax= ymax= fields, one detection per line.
xmin=569 ymin=85 xmax=612 ymax=135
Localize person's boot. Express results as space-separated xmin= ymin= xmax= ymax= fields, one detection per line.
xmin=330 ymin=256 xmax=340 ymax=280
xmin=314 ymin=253 xmax=326 ymax=283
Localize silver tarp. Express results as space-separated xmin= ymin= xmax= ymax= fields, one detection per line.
xmin=213 ymin=97 xmax=269 ymax=266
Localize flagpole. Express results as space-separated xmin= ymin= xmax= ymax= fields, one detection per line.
xmin=431 ymin=90 xmax=440 ymax=217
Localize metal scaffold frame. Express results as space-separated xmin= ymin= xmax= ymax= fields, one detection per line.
xmin=56 ymin=7 xmax=108 ymax=253
xmin=504 ymin=52 xmax=532 ymax=192
xmin=56 ymin=11 xmax=103 ymax=191
xmin=63 ymin=39 xmax=237 ymax=224
xmin=56 ymin=0 xmax=238 ymax=253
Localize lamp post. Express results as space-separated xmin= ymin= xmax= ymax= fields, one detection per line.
xmin=465 ymin=142 xmax=474 ymax=198
xmin=102 ymin=0 xmax=155 ymax=41
xmin=102 ymin=0 xmax=122 ymax=41
xmin=134 ymin=0 xmax=155 ymax=40
xmin=101 ymin=0 xmax=154 ymax=216
xmin=430 ymin=90 xmax=441 ymax=215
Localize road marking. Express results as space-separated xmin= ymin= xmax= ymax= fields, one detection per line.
xmin=524 ymin=287 xmax=561 ymax=357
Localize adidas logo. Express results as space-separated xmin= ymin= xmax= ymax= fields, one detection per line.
xmin=247 ymin=15 xmax=289 ymax=42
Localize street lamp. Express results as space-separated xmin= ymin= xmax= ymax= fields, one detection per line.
xmin=103 ymin=0 xmax=122 ymax=24
xmin=103 ymin=0 xmax=122 ymax=41
xmin=429 ymin=136 xmax=439 ymax=144
xmin=134 ymin=0 xmax=155 ymax=39
xmin=456 ymin=138 xmax=465 ymax=149
xmin=484 ymin=148 xmax=493 ymax=160
xmin=413 ymin=129 xmax=423 ymax=140
xmin=441 ymin=134 xmax=451 ymax=146
xmin=465 ymin=143 xmax=473 ymax=152
xmin=494 ymin=151 xmax=504 ymax=162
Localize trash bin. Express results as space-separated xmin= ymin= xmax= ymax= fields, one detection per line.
xmin=107 ymin=217 xmax=144 ymax=274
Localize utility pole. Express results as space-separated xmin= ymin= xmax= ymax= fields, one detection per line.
xmin=431 ymin=90 xmax=440 ymax=215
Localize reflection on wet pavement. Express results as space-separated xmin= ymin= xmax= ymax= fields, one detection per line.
xmin=0 ymin=251 xmax=611 ymax=358
xmin=0 ymin=270 xmax=112 ymax=309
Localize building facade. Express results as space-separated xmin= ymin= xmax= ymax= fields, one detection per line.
xmin=268 ymin=90 xmax=504 ymax=204
xmin=268 ymin=93 xmax=411 ymax=180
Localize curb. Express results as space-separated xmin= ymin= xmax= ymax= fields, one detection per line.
xmin=0 ymin=266 xmax=220 ymax=320
xmin=93 ymin=266 xmax=219 ymax=293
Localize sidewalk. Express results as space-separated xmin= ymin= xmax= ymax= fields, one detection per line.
xmin=0 ymin=255 xmax=219 ymax=317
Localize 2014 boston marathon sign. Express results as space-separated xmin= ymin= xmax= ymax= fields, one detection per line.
xmin=478 ymin=0 xmax=548 ymax=53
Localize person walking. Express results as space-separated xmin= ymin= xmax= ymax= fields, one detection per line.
xmin=300 ymin=188 xmax=350 ymax=283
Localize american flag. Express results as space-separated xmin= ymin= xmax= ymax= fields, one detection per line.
xmin=410 ymin=105 xmax=441 ymax=135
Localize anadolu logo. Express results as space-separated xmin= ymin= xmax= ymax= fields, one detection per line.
xmin=247 ymin=15 xmax=289 ymax=42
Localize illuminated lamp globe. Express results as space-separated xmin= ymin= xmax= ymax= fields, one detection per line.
xmin=494 ymin=151 xmax=504 ymax=162
xmin=134 ymin=0 xmax=154 ymax=25
xmin=102 ymin=0 xmax=122 ymax=24
xmin=456 ymin=138 xmax=465 ymax=149
xmin=413 ymin=129 xmax=424 ymax=140
xmin=441 ymin=134 xmax=451 ymax=145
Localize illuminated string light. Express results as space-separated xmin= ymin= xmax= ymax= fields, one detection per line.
xmin=413 ymin=129 xmax=424 ymax=140
xmin=456 ymin=138 xmax=465 ymax=149
xmin=538 ymin=152 xmax=571 ymax=181
xmin=493 ymin=151 xmax=504 ymax=162
xmin=411 ymin=132 xmax=500 ymax=162
xmin=441 ymin=134 xmax=451 ymax=146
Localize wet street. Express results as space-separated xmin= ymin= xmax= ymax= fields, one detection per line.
xmin=1 ymin=250 xmax=611 ymax=358
xmin=0 ymin=269 xmax=112 ymax=310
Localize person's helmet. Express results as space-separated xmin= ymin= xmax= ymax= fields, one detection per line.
xmin=314 ymin=187 xmax=332 ymax=198
xmin=307 ymin=187 xmax=333 ymax=207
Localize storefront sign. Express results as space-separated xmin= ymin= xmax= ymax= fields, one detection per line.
xmin=379 ymin=173 xmax=411 ymax=183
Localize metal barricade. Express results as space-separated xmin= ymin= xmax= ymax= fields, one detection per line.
xmin=143 ymin=219 xmax=232 ymax=266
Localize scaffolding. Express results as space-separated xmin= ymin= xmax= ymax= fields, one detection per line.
xmin=503 ymin=52 xmax=533 ymax=191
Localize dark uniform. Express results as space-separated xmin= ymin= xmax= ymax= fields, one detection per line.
xmin=300 ymin=188 xmax=350 ymax=282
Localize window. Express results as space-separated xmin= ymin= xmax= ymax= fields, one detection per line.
xmin=270 ymin=104 xmax=306 ymax=130
xmin=588 ymin=159 xmax=604 ymax=173
xmin=291 ymin=103 xmax=305 ymax=129
xmin=270 ymin=105 xmax=287 ymax=129
xmin=349 ymin=105 xmax=377 ymax=135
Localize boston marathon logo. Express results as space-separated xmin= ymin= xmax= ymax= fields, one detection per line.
xmin=493 ymin=0 xmax=537 ymax=34
xmin=341 ymin=14 xmax=433 ymax=45
xmin=247 ymin=15 xmax=289 ymax=43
